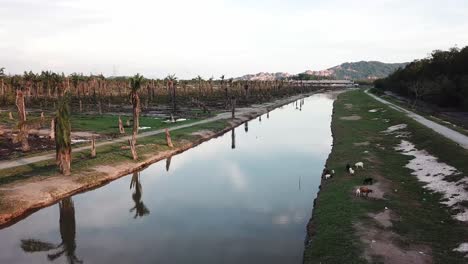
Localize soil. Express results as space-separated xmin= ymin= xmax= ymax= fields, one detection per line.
xmin=340 ymin=115 xmax=362 ymax=121
xmin=355 ymin=222 xmax=433 ymax=264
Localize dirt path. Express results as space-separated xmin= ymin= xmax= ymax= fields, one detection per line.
xmin=0 ymin=94 xmax=310 ymax=170
xmin=366 ymin=90 xmax=468 ymax=150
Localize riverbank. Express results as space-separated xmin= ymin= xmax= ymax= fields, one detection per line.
xmin=304 ymin=90 xmax=468 ymax=263
xmin=0 ymin=91 xmax=323 ymax=227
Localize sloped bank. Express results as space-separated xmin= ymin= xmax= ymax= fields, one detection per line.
xmin=303 ymin=90 xmax=468 ymax=264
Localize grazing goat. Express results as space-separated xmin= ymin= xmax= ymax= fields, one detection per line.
xmin=363 ymin=177 xmax=374 ymax=185
xmin=324 ymin=174 xmax=332 ymax=180
xmin=355 ymin=188 xmax=361 ymax=196
xmin=359 ymin=187 xmax=373 ymax=197
xmin=349 ymin=167 xmax=355 ymax=175
xmin=355 ymin=162 xmax=364 ymax=169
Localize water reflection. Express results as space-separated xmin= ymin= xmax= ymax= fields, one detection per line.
xmin=20 ymin=198 xmax=82 ymax=264
xmin=231 ymin=129 xmax=236 ymax=149
xmin=1 ymin=93 xmax=336 ymax=264
xmin=129 ymin=172 xmax=150 ymax=218
xmin=166 ymin=156 xmax=172 ymax=172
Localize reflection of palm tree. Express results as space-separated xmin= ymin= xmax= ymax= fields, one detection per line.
xmin=130 ymin=172 xmax=150 ymax=218
xmin=20 ymin=197 xmax=82 ymax=264
xmin=166 ymin=156 xmax=172 ymax=172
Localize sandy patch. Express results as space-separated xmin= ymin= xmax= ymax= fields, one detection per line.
xmin=355 ymin=222 xmax=432 ymax=264
xmin=354 ymin=141 xmax=370 ymax=146
xmin=383 ymin=124 xmax=407 ymax=133
xmin=396 ymin=140 xmax=468 ymax=221
xmin=369 ymin=209 xmax=393 ymax=228
xmin=344 ymin=103 xmax=353 ymax=109
xmin=191 ymin=129 xmax=215 ymax=138
xmin=369 ymin=109 xmax=379 ymax=113
xmin=340 ymin=115 xmax=362 ymax=121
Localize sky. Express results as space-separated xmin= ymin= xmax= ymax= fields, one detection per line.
xmin=1 ymin=0 xmax=468 ymax=79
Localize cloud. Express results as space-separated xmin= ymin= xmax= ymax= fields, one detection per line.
xmin=1 ymin=0 xmax=467 ymax=78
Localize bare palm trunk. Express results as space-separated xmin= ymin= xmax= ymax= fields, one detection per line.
xmin=165 ymin=128 xmax=173 ymax=148
xmin=129 ymin=93 xmax=140 ymax=160
xmin=90 ymin=136 xmax=96 ymax=158
xmin=16 ymin=90 xmax=30 ymax=152
xmin=118 ymin=116 xmax=125 ymax=134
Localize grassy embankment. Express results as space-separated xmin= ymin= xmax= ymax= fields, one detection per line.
xmin=0 ymin=119 xmax=227 ymax=186
xmin=304 ymin=90 xmax=468 ymax=263
xmin=0 ymin=112 xmax=213 ymax=160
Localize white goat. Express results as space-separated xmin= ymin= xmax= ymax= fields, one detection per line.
xmin=355 ymin=188 xmax=361 ymax=197
xmin=355 ymin=162 xmax=364 ymax=169
xmin=325 ymin=174 xmax=331 ymax=180
xmin=349 ymin=167 xmax=355 ymax=175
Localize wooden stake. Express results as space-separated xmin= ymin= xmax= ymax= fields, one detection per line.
xmin=91 ymin=136 xmax=96 ymax=158
xmin=165 ymin=128 xmax=174 ymax=148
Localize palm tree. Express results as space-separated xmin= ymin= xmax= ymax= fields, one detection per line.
xmin=128 ymin=74 xmax=144 ymax=160
xmin=55 ymin=77 xmax=72 ymax=176
xmin=20 ymin=197 xmax=82 ymax=264
xmin=129 ymin=172 xmax=150 ymax=218
xmin=196 ymin=75 xmax=203 ymax=97
xmin=166 ymin=74 xmax=177 ymax=114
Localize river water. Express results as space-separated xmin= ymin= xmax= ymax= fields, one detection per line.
xmin=0 ymin=93 xmax=335 ymax=264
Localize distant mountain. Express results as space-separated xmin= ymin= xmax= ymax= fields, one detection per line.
xmin=324 ymin=61 xmax=408 ymax=80
xmin=236 ymin=61 xmax=408 ymax=81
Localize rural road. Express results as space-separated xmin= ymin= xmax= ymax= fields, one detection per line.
xmin=0 ymin=93 xmax=309 ymax=170
xmin=366 ymin=90 xmax=468 ymax=150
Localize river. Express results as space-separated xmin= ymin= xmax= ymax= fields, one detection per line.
xmin=0 ymin=93 xmax=335 ymax=264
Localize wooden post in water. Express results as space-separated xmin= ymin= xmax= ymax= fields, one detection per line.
xmin=91 ymin=136 xmax=96 ymax=158
xmin=244 ymin=121 xmax=248 ymax=133
xmin=231 ymin=128 xmax=236 ymax=149
xmin=166 ymin=128 xmax=174 ymax=148
xmin=231 ymin=96 xmax=236 ymax=119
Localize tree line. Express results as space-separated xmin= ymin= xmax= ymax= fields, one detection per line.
xmin=1 ymin=69 xmax=324 ymax=176
xmin=374 ymin=46 xmax=468 ymax=110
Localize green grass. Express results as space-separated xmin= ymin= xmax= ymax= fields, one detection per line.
xmin=304 ymin=90 xmax=468 ymax=263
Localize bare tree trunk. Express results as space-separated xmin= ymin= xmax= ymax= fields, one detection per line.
xmin=50 ymin=118 xmax=55 ymax=139
xmin=165 ymin=128 xmax=173 ymax=148
xmin=79 ymin=100 xmax=83 ymax=113
xmin=129 ymin=92 xmax=140 ymax=160
xmin=90 ymin=136 xmax=96 ymax=158
xmin=118 ymin=116 xmax=125 ymax=134
xmin=16 ymin=90 xmax=30 ymax=152
xmin=8 ymin=112 xmax=13 ymax=120
xmin=231 ymin=97 xmax=236 ymax=119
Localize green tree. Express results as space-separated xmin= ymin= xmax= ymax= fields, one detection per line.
xmin=128 ymin=74 xmax=144 ymax=160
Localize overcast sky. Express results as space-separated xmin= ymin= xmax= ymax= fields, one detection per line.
xmin=1 ymin=0 xmax=467 ymax=79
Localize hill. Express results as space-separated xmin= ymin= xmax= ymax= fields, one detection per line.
xmin=236 ymin=61 xmax=408 ymax=81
